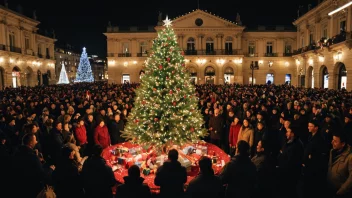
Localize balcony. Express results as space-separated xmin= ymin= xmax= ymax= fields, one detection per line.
xmin=38 ymin=54 xmax=43 ymax=58
xmin=244 ymin=53 xmax=258 ymax=57
xmin=264 ymin=53 xmax=278 ymax=57
xmin=46 ymin=54 xmax=50 ymax=59
xmin=107 ymin=53 xmax=115 ymax=57
xmin=293 ymin=43 xmax=319 ymax=55
xmin=118 ymin=53 xmax=132 ymax=57
xmin=9 ymin=46 xmax=22 ymax=53
xmin=184 ymin=49 xmax=243 ymax=56
xmin=0 ymin=44 xmax=5 ymax=51
xmin=137 ymin=53 xmax=148 ymax=57
xmin=283 ymin=53 xmax=293 ymax=57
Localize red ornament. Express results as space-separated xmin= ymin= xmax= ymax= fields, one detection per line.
xmin=154 ymin=117 xmax=159 ymax=122
xmin=159 ymin=65 xmax=163 ymax=70
xmin=135 ymin=119 xmax=139 ymax=123
xmin=182 ymin=63 xmax=185 ymax=67
xmin=181 ymin=51 xmax=184 ymax=55
xmin=184 ymin=95 xmax=187 ymax=98
xmin=190 ymin=127 xmax=194 ymax=132
xmin=167 ymin=58 xmax=170 ymax=62
xmin=166 ymin=76 xmax=169 ymax=80
xmin=142 ymin=100 xmax=146 ymax=105
xmin=172 ymin=71 xmax=175 ymax=74
xmin=173 ymin=101 xmax=176 ymax=106
xmin=169 ymin=90 xmax=173 ymax=94
xmin=177 ymin=88 xmax=180 ymax=91
xmin=153 ymin=88 xmax=157 ymax=91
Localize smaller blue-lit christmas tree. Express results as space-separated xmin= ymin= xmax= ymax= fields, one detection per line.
xmin=75 ymin=47 xmax=94 ymax=82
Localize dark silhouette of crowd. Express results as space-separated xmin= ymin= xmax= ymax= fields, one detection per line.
xmin=0 ymin=82 xmax=351 ymax=198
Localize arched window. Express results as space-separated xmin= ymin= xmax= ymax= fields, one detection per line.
xmin=205 ymin=66 xmax=215 ymax=76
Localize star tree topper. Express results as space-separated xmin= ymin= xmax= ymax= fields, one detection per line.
xmin=163 ymin=16 xmax=172 ymax=27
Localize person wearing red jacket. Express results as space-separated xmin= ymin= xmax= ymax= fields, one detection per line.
xmin=94 ymin=120 xmax=111 ymax=149
xmin=75 ymin=118 xmax=88 ymax=146
xmin=229 ymin=117 xmax=242 ymax=155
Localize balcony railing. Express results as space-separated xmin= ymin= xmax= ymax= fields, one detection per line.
xmin=118 ymin=53 xmax=132 ymax=57
xmin=38 ymin=54 xmax=43 ymax=58
xmin=293 ymin=43 xmax=319 ymax=55
xmin=184 ymin=49 xmax=243 ymax=56
xmin=0 ymin=44 xmax=5 ymax=51
xmin=264 ymin=53 xmax=278 ymax=57
xmin=9 ymin=46 xmax=22 ymax=53
xmin=244 ymin=53 xmax=258 ymax=57
xmin=137 ymin=53 xmax=148 ymax=57
xmin=283 ymin=53 xmax=293 ymax=57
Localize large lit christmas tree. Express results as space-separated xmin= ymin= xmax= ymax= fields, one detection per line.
xmin=122 ymin=16 xmax=207 ymax=151
xmin=75 ymin=47 xmax=94 ymax=82
xmin=57 ymin=63 xmax=69 ymax=84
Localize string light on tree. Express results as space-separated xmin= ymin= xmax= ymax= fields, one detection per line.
xmin=75 ymin=47 xmax=94 ymax=83
xmin=122 ymin=16 xmax=207 ymax=152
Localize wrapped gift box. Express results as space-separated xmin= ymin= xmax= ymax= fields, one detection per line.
xmin=129 ymin=148 xmax=137 ymax=155
xmin=135 ymin=161 xmax=142 ymax=168
xmin=195 ymin=146 xmax=207 ymax=155
xmin=117 ymin=157 xmax=126 ymax=165
xmin=178 ymin=156 xmax=192 ymax=168
xmin=182 ymin=146 xmax=195 ymax=155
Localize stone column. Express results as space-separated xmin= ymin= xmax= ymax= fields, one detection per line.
xmin=347 ymin=7 xmax=352 ymax=32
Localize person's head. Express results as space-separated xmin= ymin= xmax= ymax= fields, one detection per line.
xmin=88 ymin=114 xmax=94 ymax=122
xmin=236 ymin=140 xmax=250 ymax=156
xmin=284 ymin=120 xmax=291 ymax=129
xmin=257 ymin=122 xmax=264 ymax=130
xmin=256 ymin=140 xmax=265 ymax=153
xmin=308 ymin=120 xmax=319 ymax=133
xmin=332 ymin=133 xmax=347 ymax=151
xmin=214 ymin=108 xmax=219 ymax=116
xmin=99 ymin=120 xmax=105 ymax=127
xmin=78 ymin=118 xmax=85 ymax=126
xmin=55 ymin=121 xmax=62 ymax=131
xmin=256 ymin=113 xmax=263 ymax=121
xmin=22 ymin=133 xmax=37 ymax=149
xmin=198 ymin=156 xmax=213 ymax=175
xmin=286 ymin=127 xmax=297 ymax=140
xmin=128 ymin=165 xmax=140 ymax=178
xmin=92 ymin=144 xmax=103 ymax=157
xmin=234 ymin=117 xmax=240 ymax=124
xmin=61 ymin=146 xmax=75 ymax=160
xmin=243 ymin=118 xmax=249 ymax=127
xmin=114 ymin=114 xmax=120 ymax=122
xmin=168 ymin=149 xmax=178 ymax=161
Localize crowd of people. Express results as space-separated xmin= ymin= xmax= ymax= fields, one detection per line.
xmin=0 ymin=82 xmax=351 ymax=198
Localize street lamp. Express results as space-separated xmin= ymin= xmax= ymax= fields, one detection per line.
xmin=250 ymin=61 xmax=259 ymax=85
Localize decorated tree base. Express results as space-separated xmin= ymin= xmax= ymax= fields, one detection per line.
xmin=102 ymin=141 xmax=230 ymax=193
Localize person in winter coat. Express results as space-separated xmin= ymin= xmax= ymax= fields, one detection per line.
xmin=82 ymin=145 xmax=117 ymax=198
xmin=327 ymin=133 xmax=352 ymax=198
xmin=108 ymin=113 xmax=125 ymax=145
xmin=116 ymin=165 xmax=151 ymax=198
xmin=229 ymin=116 xmax=241 ymax=155
xmin=154 ymin=149 xmax=187 ymax=198
xmin=237 ymin=118 xmax=254 ymax=149
xmin=220 ymin=140 xmax=256 ymax=198
xmin=94 ymin=119 xmax=111 ymax=149
xmin=186 ymin=156 xmax=224 ymax=198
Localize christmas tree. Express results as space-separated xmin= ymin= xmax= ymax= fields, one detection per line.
xmin=57 ymin=63 xmax=69 ymax=84
xmin=122 ymin=16 xmax=207 ymax=151
xmin=75 ymin=47 xmax=94 ymax=82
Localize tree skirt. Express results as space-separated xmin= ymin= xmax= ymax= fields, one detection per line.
xmin=102 ymin=141 xmax=230 ymax=193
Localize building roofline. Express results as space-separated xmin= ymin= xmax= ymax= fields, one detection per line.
xmin=0 ymin=5 xmax=40 ymax=25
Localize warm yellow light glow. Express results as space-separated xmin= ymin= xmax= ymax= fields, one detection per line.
xmin=123 ymin=61 xmax=128 ymax=66
xmin=196 ymin=59 xmax=206 ymax=65
xmin=0 ymin=57 xmax=4 ymax=63
xmin=319 ymin=56 xmax=325 ymax=62
xmin=133 ymin=61 xmax=137 ymax=64
xmin=308 ymin=59 xmax=313 ymax=65
xmin=9 ymin=58 xmax=14 ymax=63
xmin=328 ymin=1 xmax=352 ymax=16
xmin=285 ymin=61 xmax=289 ymax=67
xmin=258 ymin=60 xmax=263 ymax=64
xmin=296 ymin=59 xmax=300 ymax=65
xmin=216 ymin=59 xmax=225 ymax=65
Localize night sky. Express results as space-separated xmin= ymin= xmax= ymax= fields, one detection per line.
xmin=7 ymin=0 xmax=317 ymax=57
